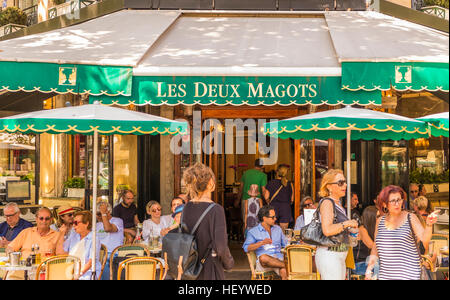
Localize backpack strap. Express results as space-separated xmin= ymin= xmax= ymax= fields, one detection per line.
xmin=190 ymin=203 xmax=216 ymax=235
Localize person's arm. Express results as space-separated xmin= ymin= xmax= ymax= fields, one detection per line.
xmin=134 ymin=213 xmax=140 ymax=226
xmin=243 ymin=199 xmax=248 ymax=229
xmin=263 ymin=188 xmax=270 ymax=203
xmin=246 ymin=239 xmax=272 ymax=252
xmin=359 ymin=225 xmax=374 ymax=249
xmin=290 ymin=183 xmax=294 ymax=204
xmin=320 ymin=200 xmax=357 ymax=237
xmin=213 ymin=207 xmax=234 ymax=270
xmin=411 ymin=211 xmax=438 ymax=247
xmin=101 ymin=217 xmax=118 ymax=233
xmin=235 ymin=182 xmax=244 ymax=208
xmin=365 ymin=218 xmax=381 ymax=280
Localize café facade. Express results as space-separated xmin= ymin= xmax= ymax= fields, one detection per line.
xmin=0 ymin=7 xmax=448 ymax=220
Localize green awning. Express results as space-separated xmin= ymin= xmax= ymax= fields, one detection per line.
xmin=91 ymin=76 xmax=381 ymax=106
xmin=342 ymin=62 xmax=449 ymax=92
xmin=0 ymin=62 xmax=132 ymax=96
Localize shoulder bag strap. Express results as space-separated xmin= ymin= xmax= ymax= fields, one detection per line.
xmin=190 ymin=203 xmax=216 ymax=235
xmin=407 ymin=213 xmax=422 ymax=257
xmin=269 ymin=183 xmax=284 ymax=203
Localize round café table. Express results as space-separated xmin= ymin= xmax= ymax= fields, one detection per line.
xmin=0 ymin=264 xmax=37 ymax=280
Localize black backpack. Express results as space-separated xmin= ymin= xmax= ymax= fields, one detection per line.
xmin=162 ymin=203 xmax=215 ymax=280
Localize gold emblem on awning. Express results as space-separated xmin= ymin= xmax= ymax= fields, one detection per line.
xmin=59 ymin=67 xmax=77 ymax=86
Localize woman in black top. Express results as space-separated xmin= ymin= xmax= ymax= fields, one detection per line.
xmin=182 ymin=163 xmax=234 ymax=280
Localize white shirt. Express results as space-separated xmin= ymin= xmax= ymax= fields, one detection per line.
xmin=142 ymin=218 xmax=170 ymax=241
xmin=96 ymin=217 xmax=124 ymax=254
xmin=160 ymin=214 xmax=174 ymax=227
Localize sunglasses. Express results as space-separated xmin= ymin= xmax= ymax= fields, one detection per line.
xmin=302 ymin=203 xmax=314 ymax=208
xmin=266 ymin=215 xmax=276 ymax=219
xmin=73 ymin=220 xmax=85 ymax=226
xmin=5 ymin=212 xmax=18 ymax=218
xmin=152 ymin=208 xmax=162 ymax=213
xmin=62 ymin=213 xmax=73 ymax=217
xmin=38 ymin=217 xmax=51 ymax=221
xmin=330 ymin=180 xmax=347 ymax=187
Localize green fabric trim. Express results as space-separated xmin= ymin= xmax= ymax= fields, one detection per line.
xmin=342 ymin=62 xmax=449 ymax=92
xmin=91 ymin=76 xmax=381 ymax=106
xmin=0 ymin=118 xmax=187 ymax=136
xmin=264 ymin=117 xmax=430 ymax=140
xmin=0 ymin=61 xmax=132 ymax=96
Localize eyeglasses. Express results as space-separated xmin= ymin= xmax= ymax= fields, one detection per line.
xmin=302 ymin=203 xmax=314 ymax=208
xmin=330 ymin=180 xmax=347 ymax=187
xmin=73 ymin=220 xmax=85 ymax=226
xmin=38 ymin=217 xmax=51 ymax=221
xmin=388 ymin=198 xmax=403 ymax=205
xmin=266 ymin=215 xmax=276 ymax=219
xmin=4 ymin=212 xmax=18 ymax=218
xmin=152 ymin=208 xmax=162 ymax=213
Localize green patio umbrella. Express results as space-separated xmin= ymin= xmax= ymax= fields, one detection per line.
xmin=264 ymin=106 xmax=430 ymax=217
xmin=0 ymin=102 xmax=188 ymax=279
xmin=417 ymin=112 xmax=449 ymax=138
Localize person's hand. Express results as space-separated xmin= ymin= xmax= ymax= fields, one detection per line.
xmin=0 ymin=237 xmax=8 ymax=247
xmin=345 ymin=220 xmax=358 ymax=229
xmin=365 ymin=271 xmax=372 ymax=280
xmin=160 ymin=228 xmax=169 ymax=237
xmin=59 ymin=224 xmax=68 ymax=235
xmin=261 ymin=238 xmax=272 ymax=246
xmin=73 ymin=273 xmax=80 ymax=280
xmin=99 ymin=204 xmax=108 ymax=215
xmin=426 ymin=210 xmax=440 ymax=227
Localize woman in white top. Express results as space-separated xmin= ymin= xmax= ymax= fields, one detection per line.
xmin=142 ymin=201 xmax=170 ymax=242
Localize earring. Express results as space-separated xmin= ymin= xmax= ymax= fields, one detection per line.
xmin=382 ymin=207 xmax=388 ymax=214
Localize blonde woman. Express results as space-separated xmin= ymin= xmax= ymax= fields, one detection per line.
xmin=314 ymin=169 xmax=358 ymax=280
xmin=264 ymin=164 xmax=294 ymax=231
xmin=181 ymin=163 xmax=234 ymax=280
xmin=142 ymin=201 xmax=170 ymax=241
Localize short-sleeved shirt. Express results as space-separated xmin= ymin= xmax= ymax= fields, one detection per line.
xmin=8 ymin=227 xmax=60 ymax=259
xmin=96 ymin=217 xmax=124 ymax=253
xmin=142 ymin=218 xmax=171 ymax=241
xmin=240 ymin=169 xmax=268 ymax=201
xmin=243 ymin=223 xmax=287 ymax=261
xmin=0 ymin=218 xmax=33 ymax=241
xmin=113 ymin=203 xmax=137 ymax=229
xmin=65 ymin=231 xmax=101 ymax=280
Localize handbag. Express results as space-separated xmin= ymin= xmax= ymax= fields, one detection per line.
xmin=299 ymin=198 xmax=347 ymax=247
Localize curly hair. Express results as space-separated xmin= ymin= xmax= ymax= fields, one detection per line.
xmin=182 ymin=163 xmax=216 ymax=200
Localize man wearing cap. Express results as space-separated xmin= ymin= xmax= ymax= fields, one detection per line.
xmin=50 ymin=205 xmax=78 ymax=250
xmin=0 ymin=202 xmax=32 ymax=247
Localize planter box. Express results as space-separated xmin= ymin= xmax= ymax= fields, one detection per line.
xmin=67 ymin=188 xmax=85 ymax=198
xmin=279 ymin=0 xmax=334 ymax=10
xmin=423 ymin=183 xmax=449 ymax=193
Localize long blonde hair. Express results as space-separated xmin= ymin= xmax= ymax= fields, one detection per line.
xmin=319 ymin=169 xmax=344 ymax=198
xmin=182 ymin=163 xmax=216 ymax=200
xmin=276 ymin=165 xmax=290 ymax=187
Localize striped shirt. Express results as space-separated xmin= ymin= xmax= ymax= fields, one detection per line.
xmin=375 ymin=214 xmax=421 ymax=280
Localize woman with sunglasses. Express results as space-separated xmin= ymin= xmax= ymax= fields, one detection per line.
xmin=294 ymin=196 xmax=316 ymax=230
xmin=141 ymin=201 xmax=171 ymax=242
xmin=314 ymin=169 xmax=358 ymax=280
xmin=365 ymin=185 xmax=439 ymax=280
xmin=56 ymin=210 xmax=101 ymax=280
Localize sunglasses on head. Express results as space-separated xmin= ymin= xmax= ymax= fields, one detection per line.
xmin=330 ymin=180 xmax=347 ymax=187
xmin=38 ymin=217 xmax=51 ymax=221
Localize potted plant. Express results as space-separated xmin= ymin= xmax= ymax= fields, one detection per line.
xmin=0 ymin=7 xmax=27 ymax=26
xmin=64 ymin=177 xmax=85 ymax=198
xmin=410 ymin=169 xmax=449 ymax=193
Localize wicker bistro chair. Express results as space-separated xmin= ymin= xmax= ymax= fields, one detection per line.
xmin=284 ymin=245 xmax=320 ymax=280
xmin=246 ymin=251 xmax=278 ymax=280
xmin=35 ymin=255 xmax=81 ymax=280
xmin=98 ymin=244 xmax=108 ymax=280
xmin=109 ymin=244 xmax=151 ymax=280
xmin=117 ymin=256 xmax=166 ymax=280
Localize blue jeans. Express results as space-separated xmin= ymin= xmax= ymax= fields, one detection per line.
xmin=101 ymin=253 xmax=117 ymax=280
xmin=353 ymin=257 xmax=379 ymax=277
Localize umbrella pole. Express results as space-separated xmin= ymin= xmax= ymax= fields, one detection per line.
xmin=346 ymin=129 xmax=351 ymax=218
xmin=91 ymin=129 xmax=98 ymax=280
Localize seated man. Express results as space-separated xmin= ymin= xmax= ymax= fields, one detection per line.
xmin=0 ymin=203 xmax=32 ymax=247
xmin=7 ymin=207 xmax=61 ymax=280
xmin=113 ymin=190 xmax=139 ymax=244
xmin=96 ymin=201 xmax=124 ymax=280
xmin=243 ymin=205 xmax=287 ymax=280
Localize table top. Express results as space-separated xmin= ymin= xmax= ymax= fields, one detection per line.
xmin=0 ymin=264 xmax=36 ymax=271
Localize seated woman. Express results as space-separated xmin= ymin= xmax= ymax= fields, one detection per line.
xmin=56 ymin=210 xmax=101 ymax=280
xmin=142 ymin=201 xmax=171 ymax=242
xmin=294 ymin=196 xmax=315 ymax=230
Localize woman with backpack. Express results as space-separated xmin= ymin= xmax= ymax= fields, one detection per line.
xmin=181 ymin=162 xmax=234 ymax=280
